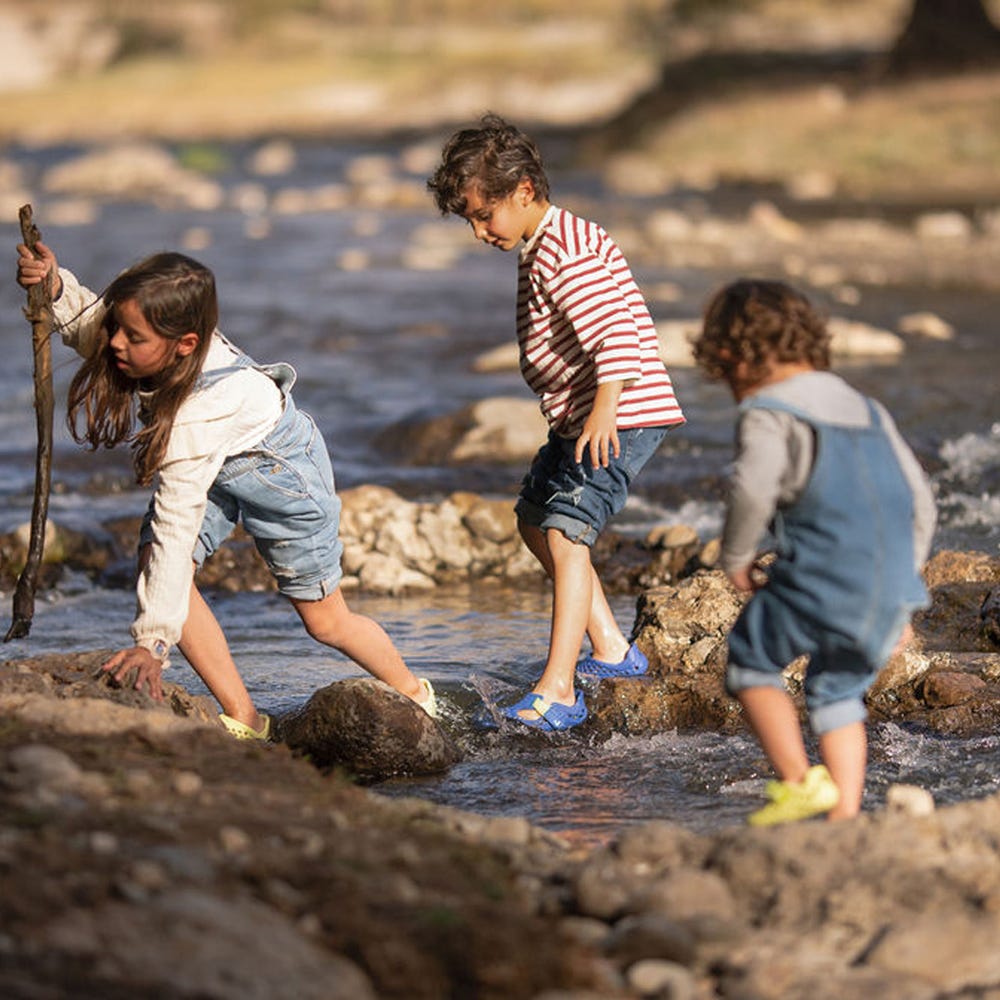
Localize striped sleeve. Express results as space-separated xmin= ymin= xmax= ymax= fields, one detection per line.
xmin=517 ymin=206 xmax=684 ymax=436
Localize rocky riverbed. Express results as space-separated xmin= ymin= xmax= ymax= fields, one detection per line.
xmin=3 ymin=496 xmax=1000 ymax=997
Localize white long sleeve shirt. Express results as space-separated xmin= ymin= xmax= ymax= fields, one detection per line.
xmin=53 ymin=268 xmax=283 ymax=659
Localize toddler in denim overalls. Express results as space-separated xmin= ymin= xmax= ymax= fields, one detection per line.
xmin=693 ymin=279 xmax=936 ymax=825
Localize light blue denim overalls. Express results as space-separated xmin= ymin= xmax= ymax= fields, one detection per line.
xmin=726 ymin=395 xmax=929 ymax=734
xmin=140 ymin=341 xmax=343 ymax=600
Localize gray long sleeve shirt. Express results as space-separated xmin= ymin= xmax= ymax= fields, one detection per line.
xmin=720 ymin=371 xmax=937 ymax=574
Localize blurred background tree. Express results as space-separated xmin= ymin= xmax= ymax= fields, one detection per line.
xmin=886 ymin=0 xmax=1000 ymax=73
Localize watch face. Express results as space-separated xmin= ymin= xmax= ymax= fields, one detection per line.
xmin=152 ymin=641 xmax=168 ymax=659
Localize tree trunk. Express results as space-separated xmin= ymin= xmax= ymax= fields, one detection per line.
xmin=886 ymin=0 xmax=1000 ymax=75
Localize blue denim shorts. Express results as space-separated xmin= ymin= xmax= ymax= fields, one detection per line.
xmin=141 ymin=398 xmax=343 ymax=601
xmin=514 ymin=425 xmax=669 ymax=547
xmin=726 ymin=588 xmax=892 ymax=735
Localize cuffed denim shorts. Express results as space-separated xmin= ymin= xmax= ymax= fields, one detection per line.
xmin=514 ymin=425 xmax=669 ymax=547
xmin=726 ymin=588 xmax=891 ymax=735
xmin=141 ymin=398 xmax=343 ymax=601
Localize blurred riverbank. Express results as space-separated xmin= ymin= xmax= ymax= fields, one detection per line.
xmin=2 ymin=0 xmax=1000 ymax=205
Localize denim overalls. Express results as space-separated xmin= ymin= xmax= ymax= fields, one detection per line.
xmin=726 ymin=395 xmax=929 ymax=734
xmin=141 ymin=343 xmax=343 ymax=600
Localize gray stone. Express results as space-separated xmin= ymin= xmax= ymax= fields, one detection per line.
xmin=42 ymin=889 xmax=376 ymax=1000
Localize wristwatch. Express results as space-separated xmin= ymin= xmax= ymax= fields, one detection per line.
xmin=150 ymin=639 xmax=168 ymax=660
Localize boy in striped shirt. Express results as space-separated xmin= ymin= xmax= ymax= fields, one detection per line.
xmin=428 ymin=114 xmax=685 ymax=731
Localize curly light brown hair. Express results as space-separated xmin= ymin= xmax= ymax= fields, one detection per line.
xmin=693 ymin=279 xmax=831 ymax=386
xmin=427 ymin=112 xmax=550 ymax=216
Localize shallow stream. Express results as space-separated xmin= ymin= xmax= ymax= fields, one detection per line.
xmin=1 ymin=137 xmax=998 ymax=841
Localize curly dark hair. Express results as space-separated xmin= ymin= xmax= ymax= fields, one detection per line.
xmin=427 ymin=112 xmax=550 ymax=216
xmin=693 ymin=279 xmax=831 ymax=385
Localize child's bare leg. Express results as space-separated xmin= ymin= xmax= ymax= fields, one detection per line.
xmin=737 ymin=686 xmax=810 ymax=783
xmin=818 ymin=721 xmax=867 ymax=819
xmin=178 ymin=579 xmax=264 ymax=730
xmin=518 ymin=521 xmax=630 ymax=663
xmin=530 ymin=527 xmax=593 ymax=708
xmin=290 ymin=588 xmax=425 ymax=704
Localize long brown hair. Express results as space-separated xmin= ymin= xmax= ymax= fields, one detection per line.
xmin=66 ymin=252 xmax=217 ymax=485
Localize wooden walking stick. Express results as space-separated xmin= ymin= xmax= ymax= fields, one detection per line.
xmin=5 ymin=205 xmax=54 ymax=641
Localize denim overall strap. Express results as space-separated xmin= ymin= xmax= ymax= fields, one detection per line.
xmin=743 ymin=392 xmax=928 ymax=664
xmin=195 ymin=332 xmax=297 ymax=397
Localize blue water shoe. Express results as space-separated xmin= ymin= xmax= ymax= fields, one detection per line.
xmin=500 ymin=690 xmax=588 ymax=731
xmin=576 ymin=642 xmax=648 ymax=680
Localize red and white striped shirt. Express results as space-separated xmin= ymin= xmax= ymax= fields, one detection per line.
xmin=517 ymin=205 xmax=684 ymax=438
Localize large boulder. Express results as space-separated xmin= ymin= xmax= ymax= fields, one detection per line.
xmin=276 ymin=677 xmax=462 ymax=781
xmin=588 ymin=571 xmax=747 ymax=736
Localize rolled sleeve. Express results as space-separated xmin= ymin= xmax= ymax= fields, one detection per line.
xmin=52 ymin=268 xmax=108 ymax=359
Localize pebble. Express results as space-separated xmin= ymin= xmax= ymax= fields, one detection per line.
xmin=172 ymin=771 xmax=203 ymax=797
xmin=219 ymin=825 xmax=252 ymax=854
xmin=6 ymin=744 xmax=83 ymax=790
xmin=626 ymin=958 xmax=697 ymax=999
xmin=885 ymin=783 xmax=936 ymax=817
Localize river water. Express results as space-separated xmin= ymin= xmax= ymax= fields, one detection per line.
xmin=0 ymin=136 xmax=998 ymax=843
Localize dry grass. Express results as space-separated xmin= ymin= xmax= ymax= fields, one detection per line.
xmin=4 ymin=1 xmax=1000 ymax=202
xmin=643 ymin=70 xmax=1000 ymax=200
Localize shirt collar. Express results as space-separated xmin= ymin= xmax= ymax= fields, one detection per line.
xmin=520 ymin=204 xmax=557 ymax=258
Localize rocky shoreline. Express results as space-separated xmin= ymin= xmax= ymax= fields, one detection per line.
xmin=2 ymin=489 xmax=1000 ymax=997
xmin=3 ymin=581 xmax=1000 ymax=997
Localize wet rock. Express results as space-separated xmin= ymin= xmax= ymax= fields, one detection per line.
xmin=614 ymin=549 xmax=1000 ymax=738
xmin=884 ymin=784 xmax=935 ymax=817
xmin=641 ymin=524 xmax=703 ymax=585
xmin=827 ymin=316 xmax=904 ymax=358
xmin=604 ymin=913 xmax=697 ymax=968
xmin=0 ymin=650 xmax=219 ymax=735
xmin=585 ymin=572 xmax=745 ymax=735
xmin=43 ymin=142 xmax=224 ymax=209
xmin=980 ymin=587 xmax=1000 ymax=646
xmin=918 ymin=669 xmax=987 ymax=707
xmin=897 ymin=311 xmax=956 ymax=340
xmin=913 ymin=552 xmax=1000 ymax=660
xmin=374 ymin=396 xmax=547 ymax=465
xmin=0 ymin=518 xmax=117 ymax=589
xmin=276 ymin=677 xmax=462 ymax=780
xmin=626 ymin=959 xmax=698 ymax=1000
